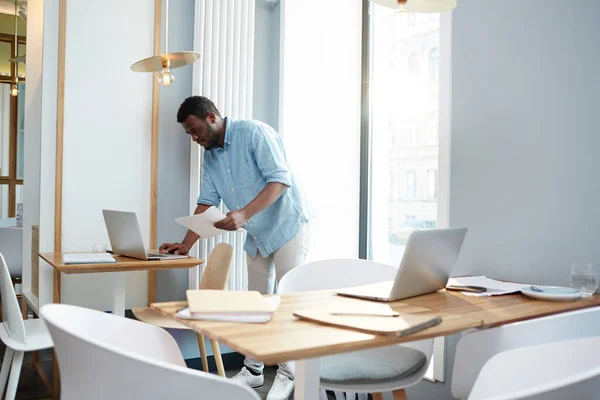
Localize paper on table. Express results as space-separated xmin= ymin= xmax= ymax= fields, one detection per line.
xmin=447 ymin=276 xmax=531 ymax=297
xmin=175 ymin=206 xmax=232 ymax=238
xmin=175 ymin=296 xmax=281 ymax=323
xmin=63 ymin=253 xmax=116 ymax=264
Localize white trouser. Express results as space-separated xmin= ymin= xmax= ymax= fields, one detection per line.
xmin=244 ymin=223 xmax=310 ymax=378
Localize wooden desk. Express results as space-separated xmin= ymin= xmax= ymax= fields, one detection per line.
xmin=151 ymin=290 xmax=600 ymax=400
xmin=40 ymin=252 xmax=203 ymax=274
xmin=40 ymin=252 xmax=204 ymax=316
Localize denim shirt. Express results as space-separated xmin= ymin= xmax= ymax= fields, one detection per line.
xmin=197 ymin=118 xmax=311 ymax=257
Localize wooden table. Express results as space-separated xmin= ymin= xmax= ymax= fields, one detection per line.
xmin=40 ymin=252 xmax=204 ymax=316
xmin=151 ymin=290 xmax=600 ymax=399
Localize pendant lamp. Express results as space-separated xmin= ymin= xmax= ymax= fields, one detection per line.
xmin=130 ymin=0 xmax=200 ymax=86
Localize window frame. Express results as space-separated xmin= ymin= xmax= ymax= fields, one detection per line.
xmin=0 ymin=33 xmax=26 ymax=218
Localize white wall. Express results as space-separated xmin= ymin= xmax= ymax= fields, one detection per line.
xmin=279 ymin=0 xmax=362 ymax=261
xmin=449 ymin=0 xmax=600 ymax=286
xmin=404 ymin=1 xmax=600 ymax=399
xmin=253 ymin=0 xmax=280 ymax=129
xmin=54 ymin=0 xmax=154 ymax=310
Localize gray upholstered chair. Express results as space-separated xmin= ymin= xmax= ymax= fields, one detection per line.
xmin=278 ymin=259 xmax=433 ymax=400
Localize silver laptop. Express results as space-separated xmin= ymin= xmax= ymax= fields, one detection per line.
xmin=102 ymin=209 xmax=188 ymax=261
xmin=336 ymin=227 xmax=468 ymax=302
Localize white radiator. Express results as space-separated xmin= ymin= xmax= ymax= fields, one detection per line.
xmin=189 ymin=0 xmax=255 ymax=291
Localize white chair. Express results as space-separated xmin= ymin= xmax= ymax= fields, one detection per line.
xmin=40 ymin=303 xmax=260 ymax=400
xmin=468 ymin=336 xmax=600 ymax=400
xmin=451 ymin=306 xmax=600 ymax=399
xmin=0 ymin=227 xmax=22 ymax=279
xmin=278 ymin=259 xmax=434 ymax=400
xmin=0 ymin=252 xmax=54 ymax=400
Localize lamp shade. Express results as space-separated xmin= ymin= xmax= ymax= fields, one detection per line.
xmin=130 ymin=51 xmax=201 ymax=73
xmin=370 ymin=0 xmax=457 ymax=13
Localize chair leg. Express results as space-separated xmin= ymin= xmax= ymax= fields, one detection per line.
xmin=196 ymin=334 xmax=209 ymax=373
xmin=4 ymin=351 xmax=23 ymax=400
xmin=373 ymin=394 xmax=384 ymax=400
xmin=210 ymin=339 xmax=226 ymax=377
xmin=392 ymin=389 xmax=408 ymax=400
xmin=333 ymin=392 xmax=346 ymax=400
xmin=0 ymin=347 xmax=15 ymax=396
xmin=21 ymin=295 xmax=27 ymax=320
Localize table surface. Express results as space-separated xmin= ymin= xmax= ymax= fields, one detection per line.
xmin=39 ymin=252 xmax=204 ymax=274
xmin=152 ymin=289 xmax=600 ymax=365
xmin=0 ymin=218 xmax=19 ymax=228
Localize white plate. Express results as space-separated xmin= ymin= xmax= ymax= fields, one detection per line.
xmin=521 ymin=286 xmax=583 ymax=302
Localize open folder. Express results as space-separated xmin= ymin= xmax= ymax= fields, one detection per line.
xmin=176 ymin=290 xmax=280 ymax=323
xmin=293 ymin=305 xmax=441 ymax=336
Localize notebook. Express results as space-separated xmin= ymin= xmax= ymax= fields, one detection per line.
xmin=179 ymin=290 xmax=279 ymax=323
xmin=62 ymin=253 xmax=116 ymax=265
xmin=293 ymin=307 xmax=442 ymax=336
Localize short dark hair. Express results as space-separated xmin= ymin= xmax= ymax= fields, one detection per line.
xmin=177 ymin=96 xmax=222 ymax=123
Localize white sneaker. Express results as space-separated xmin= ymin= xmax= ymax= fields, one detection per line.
xmin=266 ymin=371 xmax=294 ymax=400
xmin=230 ymin=367 xmax=264 ymax=389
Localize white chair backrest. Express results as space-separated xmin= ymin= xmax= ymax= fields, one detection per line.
xmin=0 ymin=228 xmax=22 ymax=278
xmin=0 ymin=252 xmax=26 ymax=343
xmin=278 ymin=258 xmax=398 ymax=293
xmin=468 ymin=336 xmax=600 ymax=400
xmin=452 ymin=306 xmax=600 ymax=399
xmin=41 ymin=304 xmax=260 ymax=400
xmin=278 ymin=258 xmax=432 ymax=356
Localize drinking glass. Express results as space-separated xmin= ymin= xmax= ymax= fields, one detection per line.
xmin=570 ymin=263 xmax=598 ymax=296
xmin=91 ymin=244 xmax=107 ymax=253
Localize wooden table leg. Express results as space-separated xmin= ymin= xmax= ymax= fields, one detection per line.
xmin=197 ymin=334 xmax=209 ymax=372
xmin=21 ymin=294 xmax=28 ymax=320
xmin=149 ymin=270 xmax=157 ymax=304
xmin=52 ymin=270 xmax=61 ymax=399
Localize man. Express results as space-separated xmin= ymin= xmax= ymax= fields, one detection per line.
xmin=160 ymin=96 xmax=311 ymax=400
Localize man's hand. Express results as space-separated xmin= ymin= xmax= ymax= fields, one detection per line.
xmin=159 ymin=242 xmax=191 ymax=255
xmin=214 ymin=210 xmax=248 ymax=231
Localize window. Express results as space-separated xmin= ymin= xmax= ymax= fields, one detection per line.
xmin=429 ymin=48 xmax=439 ymax=82
xmin=408 ymin=53 xmax=420 ymax=75
xmin=406 ymin=170 xmax=417 ymax=200
xmin=428 ymin=119 xmax=439 ymax=144
xmin=405 ymin=126 xmax=418 ymax=146
xmin=369 ymin=6 xmax=442 ymax=263
xmin=0 ymin=33 xmax=25 ymax=219
xmin=427 ymin=169 xmax=438 ymax=200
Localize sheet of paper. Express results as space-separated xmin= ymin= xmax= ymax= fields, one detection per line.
xmin=175 ymin=206 xmax=231 ymax=238
xmin=447 ymin=276 xmax=532 ymax=297
xmin=63 ymin=253 xmax=116 ymax=264
xmin=176 ymin=296 xmax=281 ymax=323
